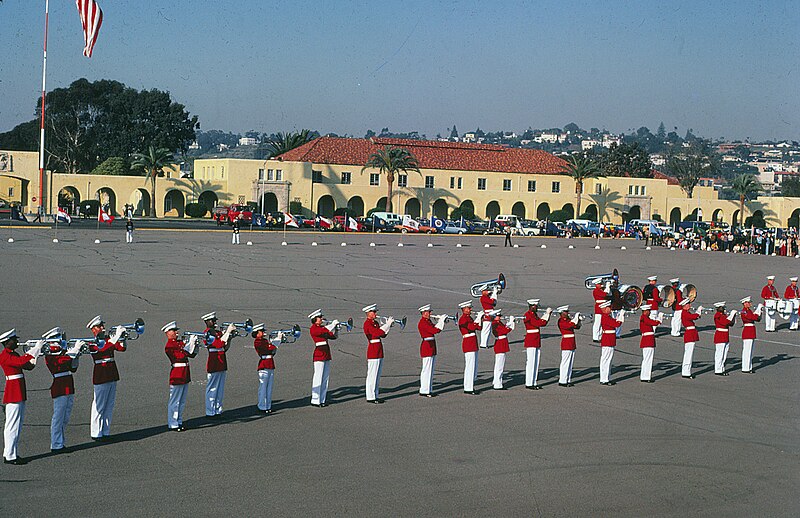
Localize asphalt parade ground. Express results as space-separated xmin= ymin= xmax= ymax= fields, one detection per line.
xmin=0 ymin=225 xmax=798 ymax=517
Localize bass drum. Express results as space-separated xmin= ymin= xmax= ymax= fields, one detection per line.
xmin=619 ymin=284 xmax=644 ymax=310
xmin=680 ymin=283 xmax=698 ymax=303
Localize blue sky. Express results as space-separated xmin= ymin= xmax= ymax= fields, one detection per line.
xmin=1 ymin=1 xmax=798 ymax=141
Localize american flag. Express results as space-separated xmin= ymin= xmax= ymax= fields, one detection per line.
xmin=76 ymin=0 xmax=103 ymax=58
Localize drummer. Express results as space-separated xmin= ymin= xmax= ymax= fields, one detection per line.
xmin=784 ymin=277 xmax=800 ymax=331
xmin=761 ymin=276 xmax=779 ymax=332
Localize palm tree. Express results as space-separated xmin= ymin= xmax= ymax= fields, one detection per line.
xmin=589 ymin=187 xmax=623 ymax=225
xmin=267 ymin=130 xmax=315 ymax=158
xmin=362 ymin=145 xmax=420 ymax=213
xmin=562 ymin=154 xmax=600 ymax=218
xmin=730 ymin=173 xmax=761 ymax=228
xmin=131 ymin=146 xmax=177 ymax=218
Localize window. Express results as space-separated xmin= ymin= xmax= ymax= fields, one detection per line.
xmin=370 ymin=173 xmax=380 ymax=186
xmin=503 ymin=179 xmax=512 ymax=191
xmin=628 ymin=185 xmax=634 ymax=195
xmin=596 ymin=184 xmax=602 ymax=194
xmin=312 ymin=170 xmax=322 ymax=183
xmin=477 ymin=178 xmax=487 ymax=190
xmin=8 ymin=187 xmax=13 ymax=197
xmin=457 ymin=177 xmax=462 ymax=189
xmin=398 ymin=174 xmax=408 ymax=187
xmin=258 ymin=168 xmax=265 ymax=181
xmin=527 ymin=180 xmax=537 ymax=192
xmin=425 ymin=176 xmax=434 ymax=189
xmin=552 ymin=181 xmax=560 ymax=193
xmin=641 ymin=186 xmax=646 ymax=195
xmin=275 ymin=169 xmax=283 ymax=181
xmin=221 ymin=166 xmax=224 ymax=179
xmin=267 ymin=169 xmax=274 ymax=181
xmin=634 ymin=185 xmax=640 ymax=195
xmin=341 ymin=172 xmax=351 ymax=184
xmin=450 ymin=177 xmax=455 ymax=189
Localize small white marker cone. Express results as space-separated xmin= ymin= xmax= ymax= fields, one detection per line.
xmin=281 ymin=241 xmax=287 ymax=246
xmin=341 ymin=242 xmax=347 ymax=247
xmin=541 ymin=244 xmax=547 ymax=249
xmin=670 ymin=246 xmax=676 ymax=251
xmin=246 ymin=241 xmax=253 ymax=246
xmin=646 ymin=246 xmax=652 ymax=250
xmin=594 ymin=245 xmax=600 ymax=250
xmin=7 ymin=238 xmax=14 ymax=243
xmin=398 ymin=242 xmax=404 ymax=247
xmin=456 ymin=243 xmax=462 ymax=248
xmin=484 ymin=243 xmax=490 ymax=248
xmin=513 ymin=244 xmax=519 ymax=248
xmin=52 ymin=238 xmax=59 ymax=243
xmin=568 ymin=245 xmax=574 ymax=249
xmin=427 ymin=243 xmax=433 ymax=247
xmin=311 ymin=242 xmax=318 ymax=246
xmin=94 ymin=239 xmax=100 ymax=244
xmin=369 ymin=242 xmax=375 ymax=247
xmin=620 ymin=246 xmax=627 ymax=250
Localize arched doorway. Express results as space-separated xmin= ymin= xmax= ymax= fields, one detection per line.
xmin=164 ymin=190 xmax=185 ymax=217
xmin=375 ymin=197 xmax=387 ymax=212
xmin=732 ymin=209 xmax=741 ymax=228
xmin=562 ymin=203 xmax=574 ymax=220
xmin=128 ymin=188 xmax=151 ymax=217
xmin=347 ymin=196 xmax=365 ymax=217
xmin=404 ymin=198 xmax=421 ymax=218
xmin=748 ymin=209 xmax=766 ymax=228
xmin=511 ymin=201 xmax=526 ymax=219
xmin=789 ymin=208 xmax=800 ymax=228
xmin=486 ymin=201 xmax=500 ymax=220
xmin=669 ymin=207 xmax=682 ymax=226
xmin=261 ymin=192 xmax=278 ymax=214
xmin=317 ymin=195 xmax=335 ymax=217
xmin=584 ymin=204 xmax=598 ymax=222
xmin=627 ymin=205 xmax=641 ymax=222
xmin=459 ymin=200 xmax=475 ymax=219
xmin=536 ymin=202 xmax=551 ymax=220
xmin=199 ymin=191 xmax=218 ymax=213
xmin=58 ymin=186 xmax=81 ymax=215
xmin=433 ymin=199 xmax=449 ymax=219
xmin=712 ymin=208 xmax=725 ymax=223
xmin=96 ymin=188 xmax=117 ymax=215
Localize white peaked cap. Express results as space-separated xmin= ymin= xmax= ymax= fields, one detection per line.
xmin=556 ymin=305 xmax=569 ymax=313
xmin=86 ymin=315 xmax=103 ymax=329
xmin=418 ymin=304 xmax=431 ymax=313
xmin=527 ymin=299 xmax=540 ymax=306
xmin=161 ymin=321 xmax=179 ymax=333
xmin=740 ymin=296 xmax=751 ymax=304
xmin=713 ymin=301 xmax=726 ymax=308
xmin=486 ymin=309 xmax=501 ymax=316
xmin=251 ymin=323 xmax=265 ymax=333
xmin=42 ymin=327 xmax=63 ymax=339
xmin=647 ymin=275 xmax=658 ymax=281
xmin=670 ymin=278 xmax=680 ymax=283
xmin=767 ymin=275 xmax=775 ymax=280
xmin=362 ymin=304 xmax=377 ymax=313
xmin=791 ymin=277 xmax=798 ymax=282
xmin=679 ymin=298 xmax=692 ymax=306
xmin=308 ymin=309 xmax=323 ymax=319
xmin=0 ymin=329 xmax=17 ymax=342
xmin=458 ymin=300 xmax=473 ymax=308
xmin=599 ymin=301 xmax=612 ymax=308
xmin=201 ymin=312 xmax=217 ymax=321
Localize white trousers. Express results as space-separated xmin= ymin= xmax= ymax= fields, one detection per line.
xmin=493 ymin=353 xmax=506 ymax=389
xmin=559 ymin=350 xmax=575 ymax=384
xmin=764 ymin=309 xmax=776 ymax=331
xmin=742 ymin=339 xmax=754 ymax=372
xmin=206 ymin=371 xmax=227 ymax=416
xmin=714 ymin=343 xmax=729 ymax=373
xmin=51 ymin=394 xmax=74 ymax=450
xmin=126 ymin=230 xmax=133 ymax=243
xmin=366 ymin=359 xmax=382 ymax=401
xmin=790 ymin=311 xmax=798 ymax=330
xmin=168 ymin=384 xmax=188 ymax=428
xmin=91 ymin=381 xmax=117 ymax=438
xmin=480 ymin=321 xmax=492 ymax=348
xmin=419 ymin=356 xmax=436 ymax=395
xmin=525 ymin=347 xmax=540 ymax=387
xmin=463 ymin=351 xmax=477 ymax=392
xmin=3 ymin=402 xmax=25 ymax=461
xmin=232 ymin=232 xmax=240 ymax=244
xmin=599 ymin=346 xmax=614 ymax=383
xmin=257 ymin=369 xmax=275 ymax=410
xmin=671 ymin=310 xmax=683 ymax=336
xmin=640 ymin=347 xmax=654 ymax=381
xmin=682 ymin=342 xmax=695 ymax=377
xmin=311 ymin=361 xmax=330 ymax=404
xmin=592 ymin=314 xmax=602 ymax=341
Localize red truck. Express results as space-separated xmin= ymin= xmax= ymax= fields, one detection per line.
xmin=213 ymin=204 xmax=254 ymax=225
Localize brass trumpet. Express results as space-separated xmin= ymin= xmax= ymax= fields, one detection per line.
xmin=180 ymin=331 xmax=215 ymax=347
xmin=221 ymin=318 xmax=254 ymax=336
xmin=324 ymin=318 xmax=353 ymax=332
xmin=377 ymin=316 xmax=407 ymax=330
xmin=21 ymin=338 xmax=67 ymax=355
xmin=269 ymin=325 xmax=302 ymax=344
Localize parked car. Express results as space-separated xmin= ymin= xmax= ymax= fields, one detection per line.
xmin=467 ymin=220 xmax=491 ymax=234
xmin=516 ymin=220 xmax=540 ymax=236
xmin=359 ymin=216 xmax=397 ymax=232
xmin=213 ymin=204 xmax=253 ymax=225
xmin=442 ymin=221 xmax=469 ymax=234
xmin=493 ymin=214 xmax=520 ymax=228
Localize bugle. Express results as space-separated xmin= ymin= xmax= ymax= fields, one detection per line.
xmin=221 ymin=318 xmax=254 ymax=336
xmin=65 ymin=337 xmax=99 ymax=357
xmin=111 ymin=318 xmax=146 ymax=340
xmin=180 ymin=331 xmax=215 ymax=347
xmin=377 ymin=316 xmax=407 ymax=330
xmin=432 ymin=313 xmax=458 ymax=323
xmin=584 ymin=268 xmax=619 ymax=290
xmin=470 ymin=273 xmax=506 ymax=298
xmin=268 ymin=324 xmax=302 ymax=343
xmin=22 ymin=338 xmax=66 ymax=355
xmin=324 ymin=317 xmax=354 ymax=332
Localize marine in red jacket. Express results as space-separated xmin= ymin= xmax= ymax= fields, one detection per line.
xmin=490 ymin=310 xmax=513 ymax=389
xmin=761 ymin=276 xmax=779 ymax=332
xmin=679 ymin=299 xmax=702 ymax=378
xmin=87 ymin=315 xmax=126 ymax=440
xmin=201 ymin=312 xmax=237 ymax=417
xmin=740 ymin=297 xmax=762 ymax=374
xmin=252 ymin=323 xmax=278 ymax=412
xmin=363 ymin=304 xmax=393 ymax=403
xmin=309 ymin=309 xmax=338 ymax=407
xmin=458 ymin=300 xmax=482 ymax=394
xmin=638 ymin=306 xmax=663 ymax=382
xmin=591 ymin=282 xmax=607 ymax=342
xmin=479 ymin=287 xmax=498 ymax=349
xmin=598 ymin=302 xmax=622 ymax=384
xmin=43 ymin=328 xmax=80 ymax=452
xmin=557 ymin=306 xmax=581 ymax=387
xmin=712 ymin=303 xmax=737 ymax=375
xmin=783 ymin=277 xmax=800 ymax=330
xmin=1 ymin=329 xmax=39 ymax=465
xmin=163 ymin=321 xmax=198 ymax=430
xmin=418 ymin=305 xmax=446 ymax=396
xmin=643 ymin=276 xmax=661 ymax=311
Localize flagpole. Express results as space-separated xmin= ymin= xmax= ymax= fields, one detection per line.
xmin=38 ymin=0 xmax=50 ymax=216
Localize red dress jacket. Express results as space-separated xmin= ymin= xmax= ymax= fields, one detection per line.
xmin=46 ymin=354 xmax=77 ymax=398
xmin=784 ymin=285 xmax=800 ymax=300
xmin=491 ymin=321 xmax=511 ymax=354
xmin=647 ymin=286 xmax=662 ymax=311
xmin=600 ymin=313 xmax=622 ymax=347
xmin=480 ymin=294 xmax=496 ymax=322
xmin=458 ymin=314 xmax=480 ymax=353
xmin=165 ymin=338 xmax=193 ymax=385
xmin=761 ymin=284 xmax=778 ymax=300
xmin=672 ymin=289 xmax=684 ymax=311
xmin=363 ymin=319 xmax=386 ymax=360
xmin=90 ymin=338 xmax=125 ymax=385
xmin=418 ymin=318 xmax=441 ymax=357
xmin=741 ymin=309 xmax=760 ymax=340
xmin=639 ymin=314 xmax=660 ymax=348
xmin=713 ymin=312 xmax=734 ymax=344
xmin=205 ymin=327 xmax=227 ymax=373
xmin=0 ymin=348 xmax=34 ymax=404
xmin=558 ymin=317 xmax=578 ymax=350
xmin=593 ymin=287 xmax=607 ymax=314
xmin=310 ymin=323 xmax=335 ymax=362
xmin=523 ymin=310 xmax=548 ymax=348
xmin=254 ymin=337 xmax=277 ymax=370
xmin=682 ymin=309 xmax=700 ymax=343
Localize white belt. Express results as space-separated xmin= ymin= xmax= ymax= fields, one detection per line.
xmin=53 ymin=372 xmax=72 ymax=378
xmin=562 ymin=334 xmax=574 ymax=338
xmin=526 ymin=329 xmax=540 ymax=334
xmin=314 ymin=341 xmax=328 ymax=346
xmin=462 ymin=333 xmax=475 ymax=338
xmin=595 ymin=300 xmax=605 ymax=303
xmin=5 ymin=374 xmax=23 ymax=381
xmin=744 ymin=323 xmax=755 ymax=327
xmin=208 ymin=347 xmax=224 ymax=353
xmin=259 ymin=355 xmax=273 ymax=360
xmin=172 ymin=363 xmax=188 ymax=368
xmin=602 ymin=330 xmax=616 ymax=334
xmin=94 ymin=358 xmax=115 ymax=364
xmin=423 ymin=337 xmax=435 ymax=341
xmin=686 ymin=326 xmax=695 ymax=330
xmin=496 ymin=335 xmax=507 ymax=340
xmin=715 ymin=328 xmax=729 ymax=332
xmin=369 ymin=339 xmax=382 ymax=344
xmin=642 ymin=332 xmax=653 ymax=336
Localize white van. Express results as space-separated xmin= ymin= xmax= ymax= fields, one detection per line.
xmin=629 ymin=219 xmax=659 ymax=229
xmin=566 ymin=219 xmax=594 ymax=228
xmin=494 ymin=215 xmax=520 ymax=227
xmin=371 ymin=211 xmax=403 ymax=227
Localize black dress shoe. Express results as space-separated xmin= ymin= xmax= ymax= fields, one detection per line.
xmin=567 ymin=383 xmax=575 ymax=387
xmin=682 ymin=375 xmax=694 ymax=379
xmin=533 ymin=385 xmax=542 ymax=390
xmin=493 ymin=387 xmax=507 ymax=391
xmin=91 ymin=436 xmax=103 ymax=442
xmin=367 ymin=399 xmax=384 ymax=404
xmin=558 ymin=383 xmax=569 ymax=387
xmin=464 ymin=390 xmax=479 ymax=395
xmin=264 ymin=409 xmax=273 ymax=414
xmin=525 ymin=385 xmax=535 ymax=390
xmin=4 ymin=457 xmax=27 ymax=465
xmin=742 ymin=370 xmax=755 ymax=374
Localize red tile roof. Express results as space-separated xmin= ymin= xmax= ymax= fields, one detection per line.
xmin=277 ymin=137 xmax=568 ymax=174
xmin=651 ymin=170 xmax=680 ymax=185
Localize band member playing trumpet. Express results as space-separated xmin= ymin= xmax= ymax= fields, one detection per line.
xmin=309 ymin=309 xmax=337 ymax=407
xmin=164 ymin=322 xmax=198 ymax=431
xmin=670 ymin=278 xmax=684 ymax=337
xmin=490 ymin=309 xmax=514 ymax=390
xmin=523 ymin=299 xmax=551 ymax=390
xmin=252 ymin=324 xmax=278 ymax=413
xmin=44 ymin=328 xmax=83 ymax=451
xmin=592 ymin=280 xmax=606 ymax=342
xmin=713 ymin=302 xmax=736 ymax=376
xmin=557 ymin=306 xmax=580 ymax=387
xmin=638 ymin=305 xmax=663 ymax=383
xmin=418 ymin=305 xmax=446 ymax=397
xmin=1 ymin=329 xmax=42 ymax=465
xmin=202 ymin=312 xmax=236 ymax=417
xmin=362 ymin=305 xmax=393 ymax=404
xmin=783 ymin=277 xmax=799 ymax=330
xmin=458 ymin=301 xmax=481 ymax=395
xmin=680 ymin=299 xmax=702 ymax=378
xmin=740 ymin=297 xmax=762 ymax=374
xmin=87 ymin=315 xmax=126 ymax=441
xmin=761 ymin=276 xmax=779 ymax=332
xmin=599 ymin=301 xmax=623 ymax=385
xmin=479 ymin=286 xmax=498 ymax=349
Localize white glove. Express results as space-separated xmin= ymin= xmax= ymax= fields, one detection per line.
xmin=473 ymin=310 xmax=484 ymax=324
xmin=728 ymin=309 xmax=738 ymax=321
xmin=67 ymin=340 xmax=85 ymax=358
xmin=571 ymin=312 xmax=581 ymax=325
xmin=617 ymin=311 xmax=625 ymax=323
xmin=506 ymin=317 xmax=516 ymax=331
xmin=544 ymin=307 xmax=553 ymax=318
xmin=28 ymin=339 xmax=45 ymax=359
xmin=490 ymin=286 xmax=499 ymax=300
xmin=696 ymin=306 xmax=704 ymax=314
xmin=221 ymin=323 xmax=236 ymax=343
xmin=324 ymin=319 xmax=339 ymax=332
xmin=755 ymin=303 xmax=764 ymax=316
xmin=657 ymin=312 xmax=665 ymax=323
xmin=184 ymin=334 xmax=199 ymax=355
xmin=434 ymin=315 xmax=447 ymax=330
xmin=270 ymin=333 xmax=283 ymax=348
xmin=110 ymin=325 xmax=125 ymax=343
xmin=379 ymin=317 xmax=394 ymax=334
